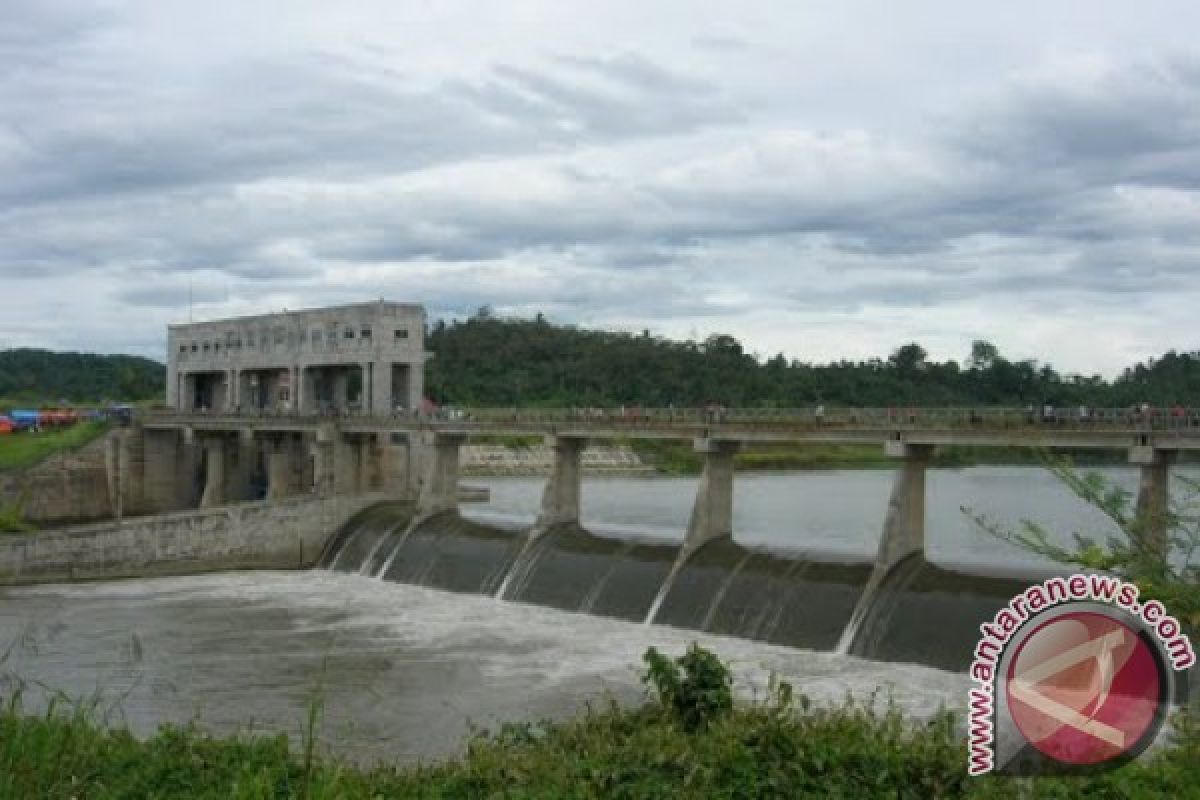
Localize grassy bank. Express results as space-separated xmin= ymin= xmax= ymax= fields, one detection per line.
xmin=0 ymin=421 xmax=109 ymax=473
xmin=629 ymin=439 xmax=1151 ymax=474
xmin=1 ymin=646 xmax=1196 ymax=798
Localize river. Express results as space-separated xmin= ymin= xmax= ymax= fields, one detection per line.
xmin=0 ymin=465 xmax=1171 ymax=764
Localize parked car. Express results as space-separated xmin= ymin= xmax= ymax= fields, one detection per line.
xmin=0 ymin=416 xmax=13 ymax=435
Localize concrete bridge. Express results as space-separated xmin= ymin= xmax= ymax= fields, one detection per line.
xmin=107 ymin=407 xmax=1193 ymax=577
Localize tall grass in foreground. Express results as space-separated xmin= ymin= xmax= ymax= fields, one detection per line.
xmin=0 ymin=644 xmax=1197 ymax=798
xmin=0 ymin=421 xmax=110 ymax=473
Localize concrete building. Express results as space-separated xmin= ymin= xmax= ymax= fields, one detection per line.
xmin=166 ymin=301 xmax=427 ymax=414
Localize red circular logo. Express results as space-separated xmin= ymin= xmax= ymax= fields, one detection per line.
xmin=1005 ymin=611 xmax=1163 ymax=766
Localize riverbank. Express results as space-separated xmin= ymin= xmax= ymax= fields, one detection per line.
xmin=628 ymin=439 xmax=1159 ymax=475
xmin=1 ymin=649 xmax=1194 ymax=799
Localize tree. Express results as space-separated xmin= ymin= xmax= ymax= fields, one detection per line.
xmin=888 ymin=342 xmax=928 ymax=374
xmin=968 ymin=340 xmax=999 ymax=371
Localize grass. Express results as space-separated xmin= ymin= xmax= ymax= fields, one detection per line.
xmin=1 ymin=646 xmax=1197 ymax=798
xmin=0 ymin=421 xmax=110 ymax=473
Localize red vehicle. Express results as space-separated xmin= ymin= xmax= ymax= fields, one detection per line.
xmin=0 ymin=417 xmax=12 ymax=435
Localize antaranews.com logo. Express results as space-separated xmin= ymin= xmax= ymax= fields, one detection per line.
xmin=967 ymin=573 xmax=1195 ymax=776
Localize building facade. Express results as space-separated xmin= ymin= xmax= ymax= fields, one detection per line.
xmin=166 ymin=301 xmax=427 ymax=414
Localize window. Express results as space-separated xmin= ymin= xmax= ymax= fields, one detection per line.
xmin=214 ymin=342 xmax=221 ymax=353
xmin=311 ymin=329 xmax=322 ymax=344
xmin=202 ymin=342 xmax=210 ymax=352
xmin=394 ymin=328 xmax=408 ymax=340
xmin=191 ymin=342 xmax=198 ymax=352
xmin=178 ymin=345 xmax=187 ymax=353
xmin=274 ymin=328 xmax=285 ymax=346
xmin=247 ymin=332 xmax=255 ymax=347
xmin=360 ymin=326 xmax=372 ymax=339
xmin=344 ymin=327 xmax=354 ymax=339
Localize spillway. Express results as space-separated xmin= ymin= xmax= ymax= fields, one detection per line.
xmin=844 ymin=554 xmax=1053 ymax=671
xmin=321 ymin=502 xmax=1053 ymax=673
xmin=650 ymin=538 xmax=873 ymax=650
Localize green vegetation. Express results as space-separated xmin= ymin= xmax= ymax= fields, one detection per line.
xmin=1 ymin=645 xmax=1196 ymax=798
xmin=0 ymin=421 xmax=110 ymax=473
xmin=630 ymin=439 xmax=894 ymax=474
xmin=969 ymin=458 xmax=1200 ymax=630
xmin=0 ymin=348 xmax=163 ymax=406
xmin=426 ymin=309 xmax=1200 ymax=408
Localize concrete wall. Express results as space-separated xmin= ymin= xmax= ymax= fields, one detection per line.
xmin=0 ymin=492 xmax=388 ymax=586
xmin=0 ymin=433 xmax=116 ymax=525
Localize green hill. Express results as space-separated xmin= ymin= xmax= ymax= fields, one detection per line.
xmin=0 ymin=348 xmax=165 ymax=406
xmin=4 ymin=312 xmax=1200 ymax=410
xmin=425 ymin=309 xmax=1200 ymax=409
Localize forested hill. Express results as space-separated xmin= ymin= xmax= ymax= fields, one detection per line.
xmin=4 ymin=314 xmax=1199 ymax=409
xmin=0 ymin=349 xmax=164 ymax=404
xmin=425 ymin=311 xmax=1200 ymax=408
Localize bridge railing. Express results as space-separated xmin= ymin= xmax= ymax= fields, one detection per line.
xmin=141 ymin=406 xmax=1200 ymax=432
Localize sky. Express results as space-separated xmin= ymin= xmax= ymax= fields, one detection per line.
xmin=2 ymin=1 xmax=1199 ymax=377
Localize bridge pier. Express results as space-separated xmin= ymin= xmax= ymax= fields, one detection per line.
xmin=311 ymin=424 xmax=337 ymax=496
xmin=536 ymin=435 xmax=587 ymax=529
xmin=875 ymin=441 xmax=933 ymax=569
xmin=416 ymin=432 xmax=466 ymax=515
xmin=199 ymin=437 xmax=226 ymax=508
xmin=1130 ymin=446 xmax=1174 ymax=563
xmin=265 ymin=435 xmax=304 ymax=500
xmin=681 ymin=438 xmax=741 ymax=556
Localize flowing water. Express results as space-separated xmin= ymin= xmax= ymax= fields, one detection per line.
xmin=0 ymin=466 xmax=1175 ymax=763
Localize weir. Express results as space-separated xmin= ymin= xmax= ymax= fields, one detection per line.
xmin=115 ymin=408 xmax=1191 ymax=672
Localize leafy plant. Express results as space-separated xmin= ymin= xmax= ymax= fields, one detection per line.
xmin=642 ymin=644 xmax=733 ymax=731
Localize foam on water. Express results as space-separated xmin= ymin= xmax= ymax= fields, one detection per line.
xmin=0 ymin=571 xmax=967 ymax=764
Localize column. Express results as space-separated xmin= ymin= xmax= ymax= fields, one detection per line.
xmin=361 ymin=363 xmax=372 ymax=414
xmin=311 ymin=424 xmax=336 ymax=496
xmin=228 ymin=369 xmax=240 ymax=412
xmin=536 ymin=436 xmax=587 ymax=529
xmin=333 ymin=370 xmax=350 ymax=413
xmin=199 ymin=437 xmax=226 ymax=508
xmin=681 ymin=438 xmax=741 ymax=555
xmin=266 ymin=436 xmax=299 ymax=500
xmin=293 ymin=366 xmax=303 ymax=413
xmin=1130 ymin=446 xmax=1173 ymax=564
xmin=416 ymin=432 xmax=466 ymax=515
xmin=372 ymin=361 xmax=393 ymax=415
xmin=873 ymin=441 xmax=933 ymax=569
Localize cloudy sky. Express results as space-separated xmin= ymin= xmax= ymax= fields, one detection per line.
xmin=3 ymin=1 xmax=1199 ymax=375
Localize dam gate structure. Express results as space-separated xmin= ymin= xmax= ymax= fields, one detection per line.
xmin=110 ymin=404 xmax=1200 ymax=672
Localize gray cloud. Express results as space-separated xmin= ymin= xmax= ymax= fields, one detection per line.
xmin=2 ymin=2 xmax=1200 ymax=374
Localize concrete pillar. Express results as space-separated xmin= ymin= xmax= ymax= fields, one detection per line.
xmin=681 ymin=438 xmax=741 ymax=555
xmin=178 ymin=427 xmax=202 ymax=508
xmin=293 ymin=366 xmax=303 ymax=413
xmin=536 ymin=435 xmax=587 ymax=529
xmin=333 ymin=371 xmax=349 ymax=413
xmin=226 ymin=428 xmax=256 ymax=502
xmin=226 ymin=369 xmax=238 ymax=412
xmin=311 ymin=424 xmax=337 ymax=496
xmin=116 ymin=427 xmax=145 ymax=517
xmin=266 ymin=437 xmax=300 ymax=501
xmin=1130 ymin=446 xmax=1173 ymax=564
xmin=361 ymin=363 xmax=372 ymax=414
xmin=417 ymin=432 xmax=465 ymax=515
xmin=372 ymin=361 xmax=393 ymax=415
xmin=199 ymin=437 xmax=226 ymax=508
xmin=333 ymin=434 xmax=364 ymax=494
xmin=874 ymin=441 xmax=933 ymax=569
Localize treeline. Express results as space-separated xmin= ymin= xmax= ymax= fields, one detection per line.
xmin=0 ymin=348 xmax=164 ymax=405
xmin=6 ymin=312 xmax=1200 ymax=410
xmin=425 ymin=309 xmax=1200 ymax=408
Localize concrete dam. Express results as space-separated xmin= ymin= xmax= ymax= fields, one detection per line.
xmin=321 ymin=503 xmax=1043 ymax=672
xmin=69 ymin=404 xmax=1189 ymax=674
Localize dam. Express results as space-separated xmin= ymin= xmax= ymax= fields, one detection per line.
xmin=64 ymin=402 xmax=1188 ymax=673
